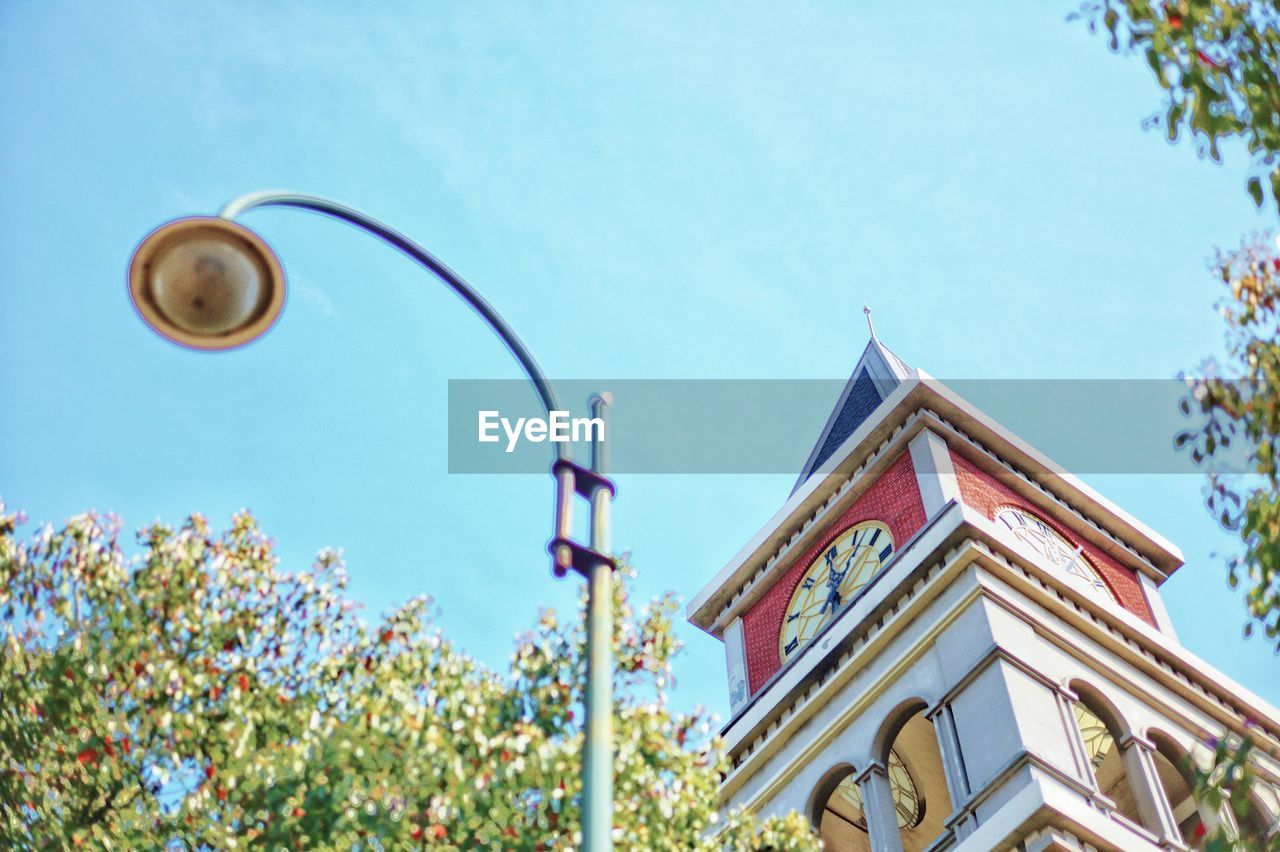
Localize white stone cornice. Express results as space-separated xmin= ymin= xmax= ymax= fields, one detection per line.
xmin=719 ymin=521 xmax=1280 ymax=810
xmin=720 ymin=501 xmax=969 ymax=754
xmin=969 ymin=542 xmax=1280 ymax=750
xmin=909 ymin=427 xmax=961 ymax=519
xmin=687 ymin=376 xmax=1185 ymax=634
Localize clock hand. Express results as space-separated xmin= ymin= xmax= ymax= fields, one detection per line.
xmin=824 ymin=546 xmax=878 ymax=615
xmin=819 ymin=564 xmax=845 ymax=614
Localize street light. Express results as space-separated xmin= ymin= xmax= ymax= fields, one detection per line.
xmin=128 ymin=191 xmax=618 ymax=851
xmin=127 ymin=216 xmax=286 ymax=351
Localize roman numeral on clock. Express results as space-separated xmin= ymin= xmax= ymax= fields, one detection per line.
xmin=784 ymin=637 xmax=799 ymax=655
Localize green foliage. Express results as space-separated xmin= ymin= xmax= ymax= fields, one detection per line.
xmin=1176 ymin=235 xmax=1280 ymax=849
xmin=1074 ymin=0 xmax=1280 ymax=210
xmin=1078 ymin=2 xmax=1280 ymax=842
xmin=1192 ymin=733 xmax=1280 ymax=850
xmin=0 ymin=505 xmax=818 ymax=850
xmin=1180 ymin=235 xmax=1280 ymax=648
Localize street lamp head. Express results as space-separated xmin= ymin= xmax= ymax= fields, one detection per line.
xmin=128 ymin=216 xmax=286 ymax=350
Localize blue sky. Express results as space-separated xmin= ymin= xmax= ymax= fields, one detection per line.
xmin=2 ymin=2 xmax=1276 ymax=719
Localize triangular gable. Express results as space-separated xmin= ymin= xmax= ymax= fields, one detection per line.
xmin=791 ymin=338 xmax=913 ymax=493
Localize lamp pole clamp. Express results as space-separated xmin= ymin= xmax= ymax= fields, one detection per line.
xmin=549 ymin=458 xmax=617 ymax=578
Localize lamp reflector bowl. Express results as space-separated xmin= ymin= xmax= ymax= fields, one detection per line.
xmin=128 ymin=216 xmax=286 ymax=350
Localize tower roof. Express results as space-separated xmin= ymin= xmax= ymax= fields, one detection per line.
xmin=792 ymin=336 xmax=915 ymax=493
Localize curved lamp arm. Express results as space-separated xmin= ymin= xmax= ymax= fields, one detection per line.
xmin=219 ymin=190 xmax=566 ymax=460
xmin=216 ymin=193 xmax=611 ymax=846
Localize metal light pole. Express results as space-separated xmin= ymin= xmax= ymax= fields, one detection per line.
xmin=127 ymin=191 xmax=616 ymax=850
xmin=584 ymin=394 xmax=612 ymax=852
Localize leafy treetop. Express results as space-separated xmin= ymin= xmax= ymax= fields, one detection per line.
xmin=0 ymin=505 xmax=817 ymax=851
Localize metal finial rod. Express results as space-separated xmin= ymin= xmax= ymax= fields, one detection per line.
xmin=864 ymin=303 xmax=877 ymax=340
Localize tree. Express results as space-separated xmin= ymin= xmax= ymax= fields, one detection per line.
xmin=0 ymin=504 xmax=817 ymax=850
xmin=1074 ymin=0 xmax=1280 ymax=211
xmin=1177 ymin=237 xmax=1280 ymax=850
xmin=1077 ymin=3 xmax=1280 ymax=846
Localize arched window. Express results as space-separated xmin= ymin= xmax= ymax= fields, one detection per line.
xmin=878 ymin=705 xmax=952 ymax=851
xmin=811 ymin=766 xmax=873 ymax=852
xmin=831 ymin=748 xmax=923 ymax=832
xmin=1240 ymin=789 xmax=1279 ymax=843
xmin=1070 ymin=685 xmax=1145 ymax=828
xmin=1149 ymin=732 xmax=1206 ymax=846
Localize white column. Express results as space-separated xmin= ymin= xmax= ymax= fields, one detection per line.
xmin=1055 ymin=687 xmax=1097 ymax=790
xmin=1119 ymin=733 xmax=1182 ymax=844
xmin=927 ymin=702 xmax=976 ymax=840
xmin=1207 ymin=800 xmax=1239 ymax=845
xmin=908 ymin=428 xmax=961 ymax=519
xmin=855 ymin=762 xmax=905 ymax=852
xmin=723 ymin=617 xmax=749 ymax=715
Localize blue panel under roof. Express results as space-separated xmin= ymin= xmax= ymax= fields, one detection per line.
xmin=808 ymin=368 xmax=881 ymax=477
xmin=791 ymin=336 xmax=912 ymax=494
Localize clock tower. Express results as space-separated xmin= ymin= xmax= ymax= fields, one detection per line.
xmin=687 ymin=337 xmax=1280 ymax=851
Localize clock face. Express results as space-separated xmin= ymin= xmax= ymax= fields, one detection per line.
xmin=779 ymin=520 xmax=894 ymax=661
xmin=1073 ymin=702 xmax=1114 ymax=770
xmin=994 ymin=507 xmax=1114 ymax=603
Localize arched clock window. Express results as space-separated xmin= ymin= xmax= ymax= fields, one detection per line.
xmin=1070 ymin=686 xmax=1146 ymax=829
xmin=1073 ymin=702 xmax=1114 ymax=770
xmin=831 ymin=748 xmax=923 ymax=830
xmin=994 ymin=507 xmax=1114 ymax=604
xmin=779 ymin=520 xmax=895 ymax=662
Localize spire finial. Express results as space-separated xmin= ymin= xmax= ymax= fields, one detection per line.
xmin=864 ymin=303 xmax=877 ymax=340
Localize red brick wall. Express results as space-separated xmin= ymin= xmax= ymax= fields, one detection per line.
xmin=741 ymin=451 xmax=927 ymax=694
xmin=948 ymin=449 xmax=1155 ymax=625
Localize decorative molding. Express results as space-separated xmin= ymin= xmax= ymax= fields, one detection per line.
xmin=852 ymin=759 xmax=888 ymax=786
xmin=691 ymin=374 xmax=1188 ymax=635
xmin=909 ymin=427 xmax=961 ymax=519
xmin=1118 ymin=731 xmax=1157 ymax=753
xmin=708 ymin=411 xmax=928 ymax=635
xmin=929 ymin=413 xmax=1162 ymax=581
xmin=725 ymin=499 xmax=961 ymax=729
xmin=692 ymin=399 xmax=1179 ymax=636
xmin=969 ymin=541 xmax=1280 ymax=749
xmin=723 ymin=550 xmax=982 ymax=803
xmin=722 ymin=531 xmax=1280 ymax=812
